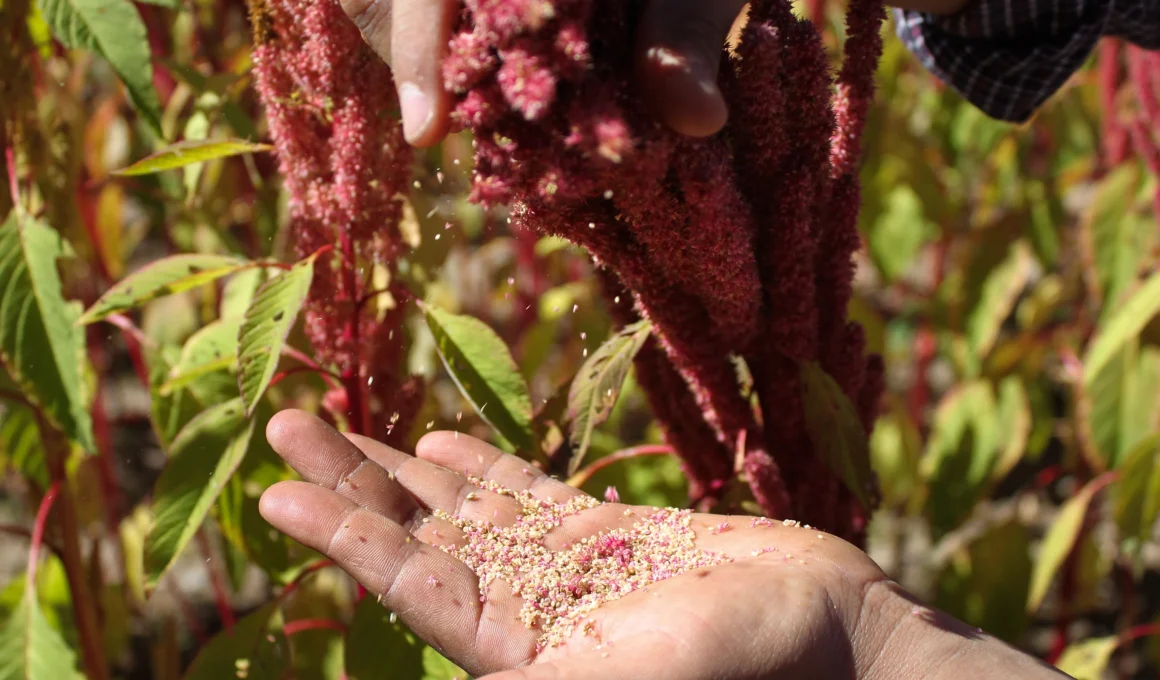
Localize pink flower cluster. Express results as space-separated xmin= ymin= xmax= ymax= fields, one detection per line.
xmin=248 ymin=0 xmax=422 ymax=441
xmin=449 ymin=0 xmax=886 ymax=542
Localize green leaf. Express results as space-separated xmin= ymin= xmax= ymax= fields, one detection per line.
xmin=344 ymin=598 xmax=424 ymax=680
xmin=1027 ymin=475 xmax=1109 ymax=612
xmin=160 ymin=318 xmax=241 ymax=400
xmin=1083 ymin=164 xmax=1154 ymax=311
xmin=1085 ymin=341 xmax=1160 ymax=469
xmin=1114 ymin=434 xmax=1160 ymax=560
xmin=36 ymin=0 xmax=163 ymax=135
xmin=1084 ymin=270 xmax=1160 ymax=386
xmin=1055 ymin=636 xmax=1118 ymax=680
xmin=565 ymin=320 xmax=652 ymax=475
xmin=865 ymin=184 xmax=934 ymax=282
xmin=965 ymin=240 xmax=1033 ymax=369
xmin=146 ymin=344 xmax=201 ymax=449
xmin=0 ymin=401 xmax=49 ymax=487
xmin=79 ymin=254 xmax=250 ymax=324
xmin=114 ymin=139 xmax=273 ymax=176
xmin=183 ymin=601 xmax=287 ymax=680
xmin=237 ymin=255 xmax=317 ymax=416
xmin=422 ymin=304 xmax=535 ymax=453
xmin=799 ymin=361 xmax=874 ymax=510
xmin=935 ymin=520 xmax=1032 ymax=643
xmin=921 ymin=381 xmax=999 ymax=538
xmin=220 ymin=268 xmax=265 ymax=319
xmin=144 ymin=398 xmax=252 ymax=587
xmin=0 ymin=591 xmax=80 ymax=680
xmin=420 ymin=647 xmax=467 ymax=680
xmin=0 ymin=212 xmax=94 ymax=451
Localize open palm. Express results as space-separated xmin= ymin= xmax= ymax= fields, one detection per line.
xmin=259 ymin=410 xmax=893 ymax=680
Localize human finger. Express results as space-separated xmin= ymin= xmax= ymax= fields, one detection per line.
xmin=634 ymin=0 xmax=749 ymax=137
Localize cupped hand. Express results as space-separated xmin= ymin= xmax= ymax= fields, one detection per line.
xmin=258 ymin=409 xmax=898 ymax=679
xmin=336 ymin=0 xmax=748 ymax=146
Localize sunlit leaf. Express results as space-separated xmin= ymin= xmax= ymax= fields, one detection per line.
xmin=114 ymin=139 xmax=273 ymax=176
xmin=220 ymin=268 xmax=266 ymax=319
xmin=1085 ymin=340 xmax=1160 ymax=470
xmin=1082 ymin=164 xmax=1154 ymax=310
xmin=865 ymin=184 xmax=934 ymax=282
xmin=921 ymin=381 xmax=999 ymax=538
xmin=868 ymin=405 xmax=922 ymax=511
xmin=237 ymin=255 xmax=318 ymax=416
xmin=1084 ymin=270 xmax=1160 ymax=385
xmin=565 ymin=320 xmax=652 ymax=475
xmin=37 ymin=0 xmax=163 ymax=134
xmin=1114 ymin=434 xmax=1160 ymax=560
xmin=0 ymin=591 xmax=80 ymax=679
xmin=990 ymin=377 xmax=1031 ymax=484
xmin=160 ymin=318 xmax=241 ymax=400
xmin=79 ymin=254 xmax=250 ymax=324
xmin=423 ymin=304 xmax=535 ymax=453
xmin=0 ymin=212 xmax=94 ymax=451
xmin=800 ymin=361 xmax=874 ymax=510
xmin=1055 ymin=636 xmax=1117 ymax=680
xmin=965 ymin=240 xmax=1033 ymax=369
xmin=145 ymin=398 xmax=252 ymax=587
xmin=1027 ymin=475 xmax=1110 ymax=612
xmin=183 ymin=601 xmax=287 ymax=680
xmin=146 ymin=344 xmax=201 ymax=449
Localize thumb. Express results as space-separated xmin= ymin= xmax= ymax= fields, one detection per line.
xmin=478 ymin=636 xmax=686 ymax=680
xmin=634 ymin=0 xmax=749 ymax=137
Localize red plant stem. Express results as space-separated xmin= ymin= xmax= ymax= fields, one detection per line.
xmin=87 ymin=336 xmax=124 ymax=531
xmin=566 ymin=444 xmax=675 ymax=488
xmin=338 ymin=233 xmax=370 ymax=436
xmin=5 ymin=146 xmax=19 ymax=209
xmin=283 ymin=618 xmax=347 ymax=636
xmin=40 ymin=419 xmax=109 ymax=680
xmin=196 ymin=531 xmax=235 ymax=633
xmin=26 ymin=482 xmax=61 ymax=584
xmin=1120 ymin=623 xmax=1160 ymax=645
xmin=268 ymin=364 xmax=340 ymax=390
xmin=276 ymin=559 xmax=336 ymax=601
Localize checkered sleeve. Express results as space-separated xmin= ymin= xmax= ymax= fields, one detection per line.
xmin=895 ymin=0 xmax=1160 ymax=123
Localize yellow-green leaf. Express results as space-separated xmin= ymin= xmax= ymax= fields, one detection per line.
xmin=237 ymin=255 xmax=318 ymax=416
xmin=800 ymin=361 xmax=874 ymax=510
xmin=423 ymin=304 xmax=535 ymax=453
xmin=145 ymin=398 xmax=252 ymax=587
xmin=1027 ymin=475 xmax=1111 ymax=612
xmin=1114 ymin=434 xmax=1160 ymax=560
xmin=159 ymin=318 xmax=241 ymax=400
xmin=79 ymin=254 xmax=251 ymax=324
xmin=37 ymin=0 xmax=163 ymax=135
xmin=1084 ymin=270 xmax=1160 ymax=386
xmin=0 ymin=591 xmax=80 ymax=680
xmin=1055 ymin=636 xmax=1117 ymax=680
xmin=0 ymin=212 xmax=94 ymax=451
xmin=114 ymin=139 xmax=273 ymax=176
xmin=565 ymin=320 xmax=652 ymax=475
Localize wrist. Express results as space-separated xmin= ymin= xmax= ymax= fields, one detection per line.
xmin=851 ymin=581 xmax=1068 ymax=680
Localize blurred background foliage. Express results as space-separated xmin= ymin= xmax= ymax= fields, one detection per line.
xmin=2 ymin=0 xmax=1160 ymax=678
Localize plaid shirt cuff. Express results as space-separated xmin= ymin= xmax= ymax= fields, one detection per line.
xmin=894 ymin=1 xmax=1160 ymax=123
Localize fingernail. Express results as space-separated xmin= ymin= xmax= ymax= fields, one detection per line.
xmin=399 ymin=82 xmax=432 ymax=144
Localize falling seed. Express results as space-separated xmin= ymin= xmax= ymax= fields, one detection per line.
xmin=580 ymin=332 xmax=587 ymax=340
xmin=572 ymin=303 xmax=578 ymax=313
xmin=456 ymin=411 xmax=463 ymax=422
xmin=389 ymin=611 xmax=398 ymax=623
xmin=427 ymin=421 xmax=435 ymax=429
xmin=588 ymin=222 xmax=595 ymax=229
xmin=453 ymin=158 xmax=461 ymax=165
xmin=368 ymin=376 xmax=375 ymax=386
xmin=435 ymin=234 xmax=441 ymax=240
xmin=583 ymin=348 xmax=588 ymax=357
xmin=603 ymin=486 xmax=620 ymax=503
xmin=437 ymin=171 xmax=445 ymax=184
xmin=603 ymin=190 xmax=613 ymax=199
xmin=412 ymin=180 xmax=421 ymax=189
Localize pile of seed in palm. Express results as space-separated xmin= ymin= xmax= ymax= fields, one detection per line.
xmin=432 ymin=478 xmax=734 ymax=650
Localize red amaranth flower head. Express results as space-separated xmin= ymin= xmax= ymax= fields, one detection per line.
xmin=249 ymin=0 xmax=417 ymax=439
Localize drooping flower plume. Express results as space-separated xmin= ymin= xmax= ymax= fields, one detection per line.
xmin=247 ymin=0 xmax=422 ymax=441
xmin=449 ymin=0 xmax=887 ymax=541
